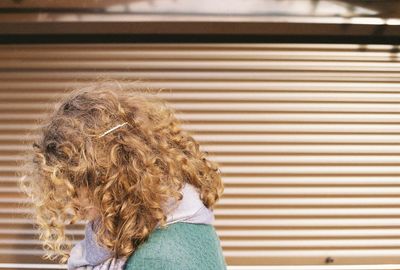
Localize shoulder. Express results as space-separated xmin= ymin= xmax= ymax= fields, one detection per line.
xmin=125 ymin=222 xmax=227 ymax=270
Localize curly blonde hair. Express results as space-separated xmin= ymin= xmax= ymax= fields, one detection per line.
xmin=18 ymin=82 xmax=224 ymax=263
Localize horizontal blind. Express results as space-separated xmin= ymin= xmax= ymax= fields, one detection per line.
xmin=1 ymin=43 xmax=400 ymax=267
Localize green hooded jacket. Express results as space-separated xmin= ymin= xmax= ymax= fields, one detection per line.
xmin=124 ymin=222 xmax=227 ymax=270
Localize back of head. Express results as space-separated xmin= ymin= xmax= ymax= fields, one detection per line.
xmin=19 ymin=82 xmax=224 ymax=263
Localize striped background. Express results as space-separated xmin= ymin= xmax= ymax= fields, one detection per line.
xmin=1 ymin=43 xmax=400 ymax=268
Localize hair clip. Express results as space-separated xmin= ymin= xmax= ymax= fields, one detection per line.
xmin=98 ymin=122 xmax=128 ymax=138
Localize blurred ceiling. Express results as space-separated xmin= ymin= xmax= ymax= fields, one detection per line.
xmin=0 ymin=0 xmax=398 ymax=19
xmin=0 ymin=0 xmax=399 ymax=37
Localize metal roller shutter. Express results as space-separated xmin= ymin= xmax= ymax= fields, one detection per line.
xmin=1 ymin=43 xmax=400 ymax=268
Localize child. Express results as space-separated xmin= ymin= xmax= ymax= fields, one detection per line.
xmin=19 ymin=83 xmax=227 ymax=269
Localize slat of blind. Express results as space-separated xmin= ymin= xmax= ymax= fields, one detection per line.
xmin=0 ymin=43 xmax=396 ymax=49
xmin=2 ymin=43 xmax=400 ymax=267
xmin=6 ymin=134 xmax=400 ymax=143
xmin=0 ymin=50 xmax=398 ymax=61
xmin=215 ymin=208 xmax=400 ymax=216
xmin=202 ymin=145 xmax=400 ymax=153
xmin=11 ymin=165 xmax=400 ymax=175
xmin=2 ymin=60 xmax=400 ymax=72
xmin=0 ymin=111 xmax=399 ymax=123
xmin=3 ymin=82 xmax=400 ymax=92
xmin=2 ymin=238 xmax=400 ymax=250
xmin=4 ymin=227 xmax=400 ymax=238
xmin=180 ymin=176 xmax=400 ymax=185
xmin=1 ymin=71 xmax=400 ymax=82
xmin=217 ymin=198 xmax=400 ymax=206
xmin=5 ymin=186 xmax=400 ymax=196
xmin=5 ymin=144 xmax=400 ymax=154
xmin=8 ymin=207 xmax=400 ymax=216
xmin=5 ymin=123 xmax=400 ymax=133
xmin=6 ymin=92 xmax=400 ymax=102
xmin=213 ymin=219 xmax=400 ymax=226
xmin=219 ymin=229 xmax=400 ymax=237
xmin=6 ymin=102 xmax=400 ymax=113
